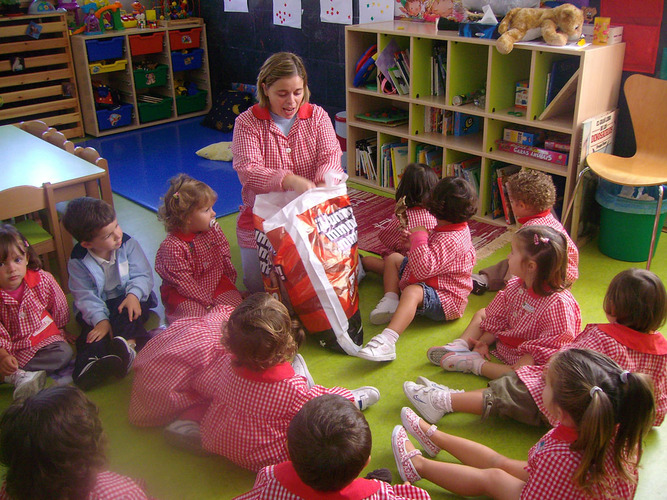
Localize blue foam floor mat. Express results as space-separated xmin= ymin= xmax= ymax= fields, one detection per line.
xmin=83 ymin=117 xmax=242 ymax=216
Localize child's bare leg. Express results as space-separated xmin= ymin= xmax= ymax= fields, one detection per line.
xmin=451 ymin=389 xmax=485 ymax=414
xmin=369 ymin=253 xmax=407 ymax=326
xmin=382 ymin=252 xmax=404 ymax=294
xmin=480 ymin=362 xmax=514 ymax=380
xmin=459 ymin=308 xmax=487 ymax=347
xmin=362 ymin=255 xmax=384 ymax=275
xmin=386 ymin=284 xmax=423 ymax=335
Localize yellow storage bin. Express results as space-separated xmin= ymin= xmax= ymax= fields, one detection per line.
xmin=89 ymin=59 xmax=128 ymax=75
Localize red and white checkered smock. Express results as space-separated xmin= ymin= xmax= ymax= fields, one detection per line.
xmin=233 ymin=461 xmax=432 ymax=500
xmin=0 ymin=269 xmax=69 ymax=367
xmin=519 ymin=210 xmax=579 ymax=285
xmin=521 ymin=424 xmax=637 ymax=500
xmin=129 ymin=309 xmax=234 ymax=427
xmin=398 ymin=223 xmax=475 ymax=320
xmin=480 ymin=277 xmax=581 ymax=365
xmin=378 ymin=207 xmax=437 ymax=256
xmin=155 ymin=224 xmax=241 ymax=323
xmin=232 ymin=103 xmax=343 ymax=249
xmin=0 ymin=471 xmax=149 ymax=500
xmin=517 ymin=323 xmax=667 ymax=426
xmin=193 ymin=356 xmax=355 ymax=472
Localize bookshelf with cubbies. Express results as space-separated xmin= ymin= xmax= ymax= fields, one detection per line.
xmin=345 ymin=20 xmax=625 ymax=238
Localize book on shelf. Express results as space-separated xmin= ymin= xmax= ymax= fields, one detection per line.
xmin=391 ymin=143 xmax=409 ymax=188
xmin=489 ymin=161 xmax=509 ymax=220
xmin=416 ymin=143 xmax=443 ymax=177
xmin=578 ymin=109 xmax=618 ymax=167
xmin=446 ymin=157 xmax=481 ymax=194
xmin=452 ymin=112 xmax=481 ymax=136
xmin=545 ymin=57 xmax=579 ymax=106
xmin=388 ymin=65 xmax=409 ymax=95
xmin=495 ymin=164 xmax=521 ymax=225
xmin=355 ymin=137 xmax=377 ymax=181
xmin=496 ymin=140 xmax=569 ymax=166
xmin=355 ymin=107 xmax=408 ymax=126
xmin=544 ymin=132 xmax=571 ymax=153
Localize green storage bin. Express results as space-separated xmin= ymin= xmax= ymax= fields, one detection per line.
xmin=176 ymin=89 xmax=208 ymax=115
xmin=137 ymin=97 xmax=173 ymax=123
xmin=133 ymin=64 xmax=168 ymax=90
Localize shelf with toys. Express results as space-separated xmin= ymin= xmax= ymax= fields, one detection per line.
xmin=345 ymin=20 xmax=625 ymax=237
xmin=70 ymin=17 xmax=210 ymax=136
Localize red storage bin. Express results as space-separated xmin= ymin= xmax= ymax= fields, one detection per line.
xmin=129 ymin=32 xmax=165 ymax=56
xmin=168 ymin=27 xmax=202 ymax=50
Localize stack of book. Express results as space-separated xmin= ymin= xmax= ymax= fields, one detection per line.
xmin=424 ymin=108 xmax=452 ymax=134
xmin=355 ymin=137 xmax=378 ymax=181
xmin=496 ymin=126 xmax=570 ymax=166
xmin=380 ymin=141 xmax=409 ymax=189
xmin=415 ymin=144 xmax=443 ymax=177
xmin=491 ymin=163 xmax=521 ymax=225
xmin=445 ymin=157 xmax=481 ymax=195
xmin=430 ymin=45 xmax=446 ymax=96
xmin=384 ymin=49 xmax=410 ymax=95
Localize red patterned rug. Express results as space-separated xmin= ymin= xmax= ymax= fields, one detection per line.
xmin=349 ymin=188 xmax=514 ymax=261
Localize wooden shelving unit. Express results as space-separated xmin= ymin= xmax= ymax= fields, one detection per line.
xmin=0 ymin=13 xmax=84 ymax=138
xmin=345 ymin=20 xmax=625 ymax=238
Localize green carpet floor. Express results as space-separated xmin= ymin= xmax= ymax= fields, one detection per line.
xmin=1 ymin=196 xmax=666 ymax=499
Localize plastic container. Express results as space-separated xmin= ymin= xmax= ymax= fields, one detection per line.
xmin=168 ymin=27 xmax=202 ymax=50
xmin=137 ymin=97 xmax=173 ymax=123
xmin=171 ymin=48 xmax=203 ymax=72
xmin=86 ymin=37 xmax=124 ymax=62
xmin=595 ymin=179 xmax=667 ymax=262
xmin=176 ymin=89 xmax=207 ymax=114
xmin=89 ymin=59 xmax=127 ymax=74
xmin=133 ymin=64 xmax=168 ymax=89
xmin=96 ymin=103 xmax=133 ymax=130
xmin=335 ymin=111 xmax=347 ymax=170
xmin=129 ymin=32 xmax=164 ymax=56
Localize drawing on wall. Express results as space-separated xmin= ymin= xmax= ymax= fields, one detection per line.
xmin=359 ymin=0 xmax=393 ymax=23
xmin=224 ymin=0 xmax=249 ymax=13
xmin=320 ymin=0 xmax=352 ymax=24
xmin=273 ymin=0 xmax=302 ymax=28
xmin=394 ymin=0 xmax=465 ymax=22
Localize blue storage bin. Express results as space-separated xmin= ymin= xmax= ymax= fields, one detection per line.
xmin=171 ymin=48 xmax=203 ymax=72
xmin=97 ymin=103 xmax=133 ymax=130
xmin=86 ymin=37 xmax=125 ymax=62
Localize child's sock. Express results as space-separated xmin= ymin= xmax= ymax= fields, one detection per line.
xmin=431 ymin=387 xmax=465 ymax=414
xmin=378 ymin=328 xmax=399 ymax=345
xmin=444 ymin=337 xmax=470 ymax=352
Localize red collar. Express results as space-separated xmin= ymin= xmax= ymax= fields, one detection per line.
xmin=551 ymin=423 xmax=578 ymax=443
xmin=233 ymin=362 xmax=295 ymax=382
xmin=516 ymin=277 xmax=554 ymax=298
xmin=597 ymin=323 xmax=667 ymax=355
xmin=517 ymin=209 xmax=551 ymax=225
xmin=173 ymin=231 xmax=196 ymax=243
xmin=273 ymin=461 xmax=381 ymax=499
xmin=23 ymin=269 xmax=40 ymax=289
xmin=434 ymin=222 xmax=468 ymax=232
xmin=251 ymin=102 xmax=314 ymax=120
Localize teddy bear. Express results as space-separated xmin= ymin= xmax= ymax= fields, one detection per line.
xmin=496 ymin=3 xmax=584 ymax=55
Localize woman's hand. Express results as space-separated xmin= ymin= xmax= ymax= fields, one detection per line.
xmin=282 ymin=174 xmax=316 ymax=194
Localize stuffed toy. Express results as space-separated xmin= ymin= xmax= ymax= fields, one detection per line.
xmin=496 ymin=3 xmax=584 ymax=54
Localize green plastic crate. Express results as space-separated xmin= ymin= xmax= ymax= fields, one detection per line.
xmin=133 ymin=64 xmax=168 ymax=89
xmin=137 ymin=97 xmax=173 ymax=123
xmin=176 ymin=89 xmax=208 ymax=115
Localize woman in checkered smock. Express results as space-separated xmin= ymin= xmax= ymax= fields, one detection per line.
xmin=393 ymin=349 xmax=655 ymax=499
xmin=155 ymin=174 xmax=242 ymax=324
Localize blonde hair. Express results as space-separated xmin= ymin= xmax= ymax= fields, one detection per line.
xmin=157 ymin=174 xmax=217 ymax=233
xmin=256 ymin=52 xmax=310 ymax=108
xmin=506 ymin=169 xmax=556 ymax=213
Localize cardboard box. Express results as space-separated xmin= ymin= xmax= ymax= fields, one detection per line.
xmin=503 ymin=127 xmax=544 ymax=146
xmin=496 ymin=140 xmax=568 ymax=166
xmin=515 ymin=80 xmax=529 ymax=109
xmin=582 ymin=24 xmax=623 ymax=44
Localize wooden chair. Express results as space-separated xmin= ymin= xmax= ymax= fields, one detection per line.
xmin=19 ymin=120 xmax=52 ymax=137
xmin=0 ymin=184 xmax=69 ymax=290
xmin=563 ymin=74 xmax=667 ymax=270
xmin=42 ymin=128 xmax=75 ymax=153
xmin=73 ymin=146 xmax=113 ymax=203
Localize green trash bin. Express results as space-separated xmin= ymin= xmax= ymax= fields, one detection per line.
xmin=595 ymin=179 xmax=667 ymax=262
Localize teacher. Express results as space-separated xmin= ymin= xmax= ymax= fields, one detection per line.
xmin=232 ymin=52 xmax=343 ymax=293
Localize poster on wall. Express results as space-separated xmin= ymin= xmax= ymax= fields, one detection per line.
xmin=320 ymin=0 xmax=352 ymax=24
xmin=224 ymin=0 xmax=249 ymax=13
xmin=274 ymin=0 xmax=302 ymax=28
xmin=359 ymin=0 xmax=394 ymax=23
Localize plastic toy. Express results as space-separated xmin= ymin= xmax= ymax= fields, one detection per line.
xmin=58 ymin=0 xmax=82 ymax=28
xmin=353 ymin=44 xmax=377 ymax=88
xmin=28 ymin=0 xmax=55 ymax=14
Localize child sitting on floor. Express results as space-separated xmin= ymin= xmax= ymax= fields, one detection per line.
xmin=234 ymin=394 xmax=431 ymax=499
xmin=357 ymin=176 xmax=477 ymax=362
xmin=129 ymin=293 xmax=380 ymax=470
xmin=63 ymin=197 xmax=156 ymax=391
xmin=418 ymin=225 xmax=580 ymax=385
xmin=0 ymin=385 xmax=149 ymax=500
xmin=155 ymin=173 xmax=241 ymax=324
xmin=362 ymin=163 xmax=438 ymax=275
xmin=0 ymin=224 xmax=73 ymax=400
xmin=393 ymin=349 xmax=655 ymax=499
xmin=404 ymin=268 xmax=667 ymax=426
xmin=472 ymin=169 xmax=579 ymax=294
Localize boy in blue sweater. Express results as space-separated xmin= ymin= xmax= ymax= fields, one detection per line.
xmin=63 ymin=197 xmax=157 ymax=390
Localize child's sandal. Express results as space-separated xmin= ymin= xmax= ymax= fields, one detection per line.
xmin=401 ymin=407 xmax=440 ymax=457
xmin=391 ymin=425 xmax=422 ymax=483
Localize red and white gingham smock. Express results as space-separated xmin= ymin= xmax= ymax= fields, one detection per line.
xmin=232 ymin=103 xmax=343 ymax=249
xmin=398 ymin=223 xmax=475 ymax=320
xmin=0 ymin=269 xmax=69 ymax=367
xmin=519 ymin=210 xmax=579 ymax=285
xmin=193 ymin=356 xmax=355 ymax=472
xmin=378 ymin=207 xmax=437 ymax=256
xmin=517 ymin=323 xmax=667 ymax=426
xmin=129 ymin=309 xmax=234 ymax=427
xmin=154 ymin=224 xmax=241 ymax=323
xmin=0 ymin=471 xmax=149 ymax=500
xmin=521 ymin=424 xmax=637 ymax=499
xmin=233 ymin=461 xmax=432 ymax=500
xmin=480 ymin=277 xmax=581 ymax=365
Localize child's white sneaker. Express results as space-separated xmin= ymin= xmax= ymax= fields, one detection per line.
xmin=163 ymin=420 xmax=210 ymax=455
xmin=440 ymin=351 xmax=484 ymax=375
xmin=5 ymin=369 xmax=46 ymax=400
xmin=291 ymin=353 xmax=315 ymax=388
xmin=426 ymin=338 xmax=470 ymax=366
xmin=369 ymin=294 xmax=399 ymax=325
xmin=350 ymin=386 xmax=381 ymax=410
xmin=403 ymin=380 xmax=462 ymax=424
xmin=357 ymin=334 xmax=396 ymax=362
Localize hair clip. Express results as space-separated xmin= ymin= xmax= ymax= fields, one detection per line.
xmin=22 ymin=239 xmax=29 ymax=248
xmin=619 ymin=370 xmax=630 ymax=384
xmin=173 ymin=192 xmax=180 ymax=199
xmin=533 ymin=234 xmax=550 ymax=245
xmin=589 ymin=386 xmax=604 ymax=398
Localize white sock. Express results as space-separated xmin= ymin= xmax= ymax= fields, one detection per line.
xmin=378 ymin=328 xmax=399 ymax=345
xmin=471 ymin=358 xmax=486 ymax=376
xmin=431 ymin=388 xmax=465 ymax=413
xmin=384 ymin=291 xmax=399 ymax=301
xmin=445 ymin=338 xmax=470 ymax=351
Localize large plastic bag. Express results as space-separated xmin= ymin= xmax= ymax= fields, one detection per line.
xmin=253 ymin=173 xmax=363 ymax=355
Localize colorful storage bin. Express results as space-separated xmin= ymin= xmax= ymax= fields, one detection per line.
xmin=89 ymin=59 xmax=128 ymax=74
xmin=137 ymin=97 xmax=173 ymax=123
xmin=86 ymin=37 xmax=124 ymax=62
xmin=129 ymin=32 xmax=165 ymax=56
xmin=133 ymin=64 xmax=168 ymax=89
xmin=97 ymin=103 xmax=133 ymax=130
xmin=176 ymin=89 xmax=208 ymax=115
xmin=171 ymin=48 xmax=203 ymax=72
xmin=168 ymin=27 xmax=202 ymax=50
